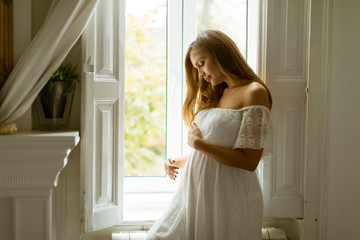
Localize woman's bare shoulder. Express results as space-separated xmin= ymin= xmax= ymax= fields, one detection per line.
xmin=241 ymin=82 xmax=270 ymax=108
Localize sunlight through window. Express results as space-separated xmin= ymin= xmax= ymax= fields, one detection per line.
xmin=197 ymin=0 xmax=247 ymax=56
xmin=124 ymin=0 xmax=167 ymax=177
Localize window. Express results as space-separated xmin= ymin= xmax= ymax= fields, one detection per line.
xmin=82 ymin=0 xmax=306 ymax=232
xmin=124 ymin=0 xmax=167 ymax=177
xmin=197 ymin=0 xmax=247 ymax=57
xmin=123 ymin=0 xmax=248 ymax=222
xmin=122 ymin=0 xmax=181 ymax=221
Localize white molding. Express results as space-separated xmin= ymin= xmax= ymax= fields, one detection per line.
xmin=318 ymin=0 xmax=332 ymax=239
xmin=0 ymin=131 xmax=79 ymax=193
xmin=258 ymin=0 xmax=268 ymax=82
xmin=303 ymin=0 xmax=332 ymax=239
xmin=0 ymin=170 xmax=59 ymax=188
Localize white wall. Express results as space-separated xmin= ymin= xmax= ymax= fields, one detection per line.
xmin=12 ymin=0 xmax=32 ymax=131
xmin=326 ymin=0 xmax=360 ymax=239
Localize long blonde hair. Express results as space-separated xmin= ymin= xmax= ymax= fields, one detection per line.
xmin=182 ymin=30 xmax=272 ymax=127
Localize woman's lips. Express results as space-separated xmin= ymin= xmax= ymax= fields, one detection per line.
xmin=205 ymin=76 xmax=211 ymax=82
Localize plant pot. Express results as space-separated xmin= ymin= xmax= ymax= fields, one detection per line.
xmin=41 ymin=94 xmax=67 ymax=118
xmin=35 ymin=81 xmax=75 ymax=131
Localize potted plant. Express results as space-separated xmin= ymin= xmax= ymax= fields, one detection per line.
xmin=36 ymin=63 xmax=80 ymax=130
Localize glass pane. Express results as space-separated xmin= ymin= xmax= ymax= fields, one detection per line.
xmin=124 ymin=0 xmax=167 ymax=177
xmin=197 ymin=0 xmax=247 ymax=57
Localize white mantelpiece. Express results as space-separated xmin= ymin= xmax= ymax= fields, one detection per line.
xmin=0 ymin=131 xmax=80 ymax=240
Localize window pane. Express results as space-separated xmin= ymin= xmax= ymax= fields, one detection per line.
xmin=197 ymin=0 xmax=247 ymax=57
xmin=124 ymin=0 xmax=167 ymax=177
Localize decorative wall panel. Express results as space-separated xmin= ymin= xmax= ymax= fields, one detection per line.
xmin=94 ymin=100 xmax=118 ymax=211
xmin=95 ymin=0 xmax=117 ymax=78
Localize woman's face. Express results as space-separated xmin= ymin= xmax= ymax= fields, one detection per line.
xmin=190 ymin=50 xmax=228 ymax=86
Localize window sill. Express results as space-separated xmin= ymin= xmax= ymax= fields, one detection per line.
xmin=111 ymin=227 xmax=287 ymax=240
xmin=123 ymin=176 xmax=180 ymax=221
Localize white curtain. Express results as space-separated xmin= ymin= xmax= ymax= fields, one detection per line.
xmin=0 ymin=0 xmax=98 ymax=123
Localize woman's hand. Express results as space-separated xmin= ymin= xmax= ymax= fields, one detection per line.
xmin=165 ymin=158 xmax=179 ymax=180
xmin=165 ymin=154 xmax=189 ymax=180
xmin=187 ymin=122 xmax=203 ymax=150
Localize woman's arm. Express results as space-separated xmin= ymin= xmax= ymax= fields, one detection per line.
xmin=172 ymin=153 xmax=189 ymax=169
xmin=165 ymin=153 xmax=189 ymax=180
xmin=188 ymin=123 xmax=262 ymax=171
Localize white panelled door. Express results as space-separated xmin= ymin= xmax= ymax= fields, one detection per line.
xmin=262 ymin=0 xmax=309 ymax=218
xmin=80 ymin=0 xmax=125 ymax=232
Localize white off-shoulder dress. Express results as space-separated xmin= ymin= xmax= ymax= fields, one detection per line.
xmin=146 ymin=105 xmax=272 ymax=240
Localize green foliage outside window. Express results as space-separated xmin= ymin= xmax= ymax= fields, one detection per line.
xmin=124 ymin=0 xmax=246 ymax=177
xmin=124 ymin=3 xmax=167 ymax=177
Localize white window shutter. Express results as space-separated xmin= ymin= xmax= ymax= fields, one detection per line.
xmin=80 ymin=0 xmax=125 ymax=232
xmin=261 ymin=0 xmax=309 ymax=218
xmin=167 ymin=0 xmax=184 ymax=158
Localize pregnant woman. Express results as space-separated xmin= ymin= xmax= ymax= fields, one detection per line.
xmin=146 ymin=30 xmax=273 ymax=240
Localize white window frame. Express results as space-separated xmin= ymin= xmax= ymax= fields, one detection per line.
xmin=81 ymin=0 xmax=308 ymax=233
xmin=123 ymin=0 xmax=195 ymax=222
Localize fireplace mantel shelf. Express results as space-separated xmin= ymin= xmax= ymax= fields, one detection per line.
xmin=0 ymin=131 xmax=80 ymax=197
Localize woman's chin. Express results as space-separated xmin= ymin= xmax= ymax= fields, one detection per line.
xmin=205 ymin=79 xmax=220 ymax=86
xmin=211 ymin=81 xmax=221 ymax=86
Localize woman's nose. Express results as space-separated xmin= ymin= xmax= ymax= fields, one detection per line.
xmin=198 ymin=70 xmax=205 ymax=79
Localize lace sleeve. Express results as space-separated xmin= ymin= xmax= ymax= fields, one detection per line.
xmin=233 ymin=106 xmax=273 ymax=157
